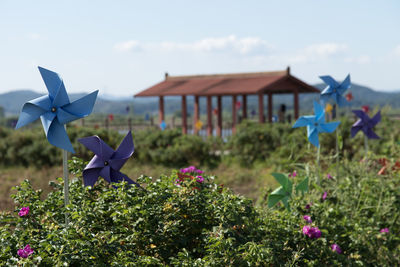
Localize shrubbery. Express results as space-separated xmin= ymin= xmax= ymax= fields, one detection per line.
xmin=0 ymin=157 xmax=399 ymax=265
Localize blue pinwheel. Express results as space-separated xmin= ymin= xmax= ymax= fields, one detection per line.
xmin=293 ymin=101 xmax=340 ymax=147
xmin=320 ymin=74 xmax=351 ymax=107
xmin=16 ymin=67 xmax=98 ymax=153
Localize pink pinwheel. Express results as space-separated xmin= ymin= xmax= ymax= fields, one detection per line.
xmin=78 ymin=131 xmax=139 ymax=187
xmin=351 ymin=110 xmax=381 ymax=139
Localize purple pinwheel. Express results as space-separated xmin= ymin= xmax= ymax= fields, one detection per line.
xmin=16 ymin=67 xmax=98 ymax=153
xmin=320 ymin=74 xmax=351 ymax=107
xmin=351 ymin=110 xmax=381 ymax=139
xmin=78 ymin=131 xmax=139 ymax=187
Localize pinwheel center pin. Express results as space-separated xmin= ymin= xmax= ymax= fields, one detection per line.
xmin=51 ymin=107 xmax=57 ymax=113
xmin=104 ymin=161 xmax=109 ymax=166
xmin=314 ymin=122 xmax=318 ymax=126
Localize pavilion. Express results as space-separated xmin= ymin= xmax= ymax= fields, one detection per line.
xmin=134 ymin=67 xmax=320 ymax=136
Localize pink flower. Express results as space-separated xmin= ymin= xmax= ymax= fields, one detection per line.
xmin=331 ymin=243 xmax=342 ymax=254
xmin=196 ymin=176 xmax=204 ymax=183
xmin=303 ymin=215 xmax=312 ymax=223
xmin=288 ymin=171 xmax=297 ymax=177
xmin=322 ymin=191 xmax=328 ymax=201
xmin=18 ymin=207 xmax=29 ymax=217
xmin=326 ymin=174 xmax=333 ymax=179
xmin=380 ymin=228 xmax=389 ymax=233
xmin=195 ymin=169 xmax=204 ymax=174
xmin=187 ymin=166 xmax=196 ymax=172
xmin=302 ymin=226 xmax=321 ymax=239
xmin=17 ymin=245 xmax=34 ymax=258
xmin=302 ymin=225 xmax=311 ymax=236
xmin=305 ymin=203 xmax=312 ymax=210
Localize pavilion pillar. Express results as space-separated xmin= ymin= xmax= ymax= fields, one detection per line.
xmin=207 ymin=96 xmax=213 ymax=136
xmin=158 ymin=96 xmax=165 ymax=125
xmin=194 ymin=95 xmax=200 ymax=135
xmin=242 ymin=94 xmax=247 ymax=119
xmin=258 ymin=93 xmax=264 ymax=123
xmin=182 ymin=95 xmax=187 ymax=134
xmin=232 ymin=95 xmax=237 ymax=133
xmin=294 ymin=90 xmax=299 ymax=119
xmin=268 ymin=93 xmax=273 ymax=123
xmin=217 ymin=96 xmax=222 ymax=137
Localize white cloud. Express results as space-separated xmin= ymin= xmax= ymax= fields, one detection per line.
xmin=394 ymin=45 xmax=400 ymax=56
xmin=27 ymin=33 xmax=41 ymax=40
xmin=344 ymin=55 xmax=371 ymax=64
xmin=113 ymin=35 xmax=273 ymax=55
xmin=287 ymin=43 xmax=348 ymax=63
xmin=114 ymin=40 xmax=141 ymax=52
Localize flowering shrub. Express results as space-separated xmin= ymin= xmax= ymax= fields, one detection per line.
xmin=0 ymin=158 xmax=399 ymax=265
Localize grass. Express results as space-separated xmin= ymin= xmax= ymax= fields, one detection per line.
xmin=0 ymin=159 xmax=278 ymax=211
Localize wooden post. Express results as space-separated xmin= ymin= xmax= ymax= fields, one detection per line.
xmin=207 ymin=96 xmax=213 ymax=136
xmin=242 ymin=94 xmax=247 ymax=119
xmin=159 ymin=96 xmax=165 ymax=124
xmin=294 ymin=90 xmax=299 ymax=119
xmin=194 ymin=95 xmax=200 ymax=135
xmin=105 ymin=117 xmax=109 ymax=130
xmin=81 ymin=118 xmax=85 ymax=127
xmin=182 ymin=95 xmax=187 ymax=134
xmin=232 ymin=95 xmax=237 ymax=133
xmin=268 ymin=93 xmax=273 ymax=123
xmin=258 ymin=93 xmax=264 ymax=123
xmin=217 ymin=96 xmax=222 ymax=137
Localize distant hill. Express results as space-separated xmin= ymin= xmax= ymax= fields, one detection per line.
xmin=0 ymin=83 xmax=399 ymax=117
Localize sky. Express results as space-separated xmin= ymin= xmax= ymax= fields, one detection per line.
xmin=1 ymin=0 xmax=400 ymax=97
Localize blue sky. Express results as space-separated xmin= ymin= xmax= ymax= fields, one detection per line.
xmin=1 ymin=0 xmax=400 ymax=96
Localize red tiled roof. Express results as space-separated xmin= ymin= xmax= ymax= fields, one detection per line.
xmin=135 ymin=69 xmax=319 ymax=97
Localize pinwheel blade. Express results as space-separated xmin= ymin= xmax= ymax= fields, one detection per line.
xmin=62 ymin=90 xmax=98 ymax=120
xmin=313 ymin=101 xmax=324 ymax=118
xmin=337 ymin=74 xmax=351 ymax=94
xmin=319 ymin=75 xmax=339 ymax=88
xmin=365 ymin=127 xmax=380 ymax=139
xmin=320 ymin=121 xmax=340 ymax=133
xmin=15 ymin=95 xmax=52 ymax=129
xmin=352 ymin=110 xmax=369 ymax=121
xmin=267 ymin=187 xmax=286 ymax=208
xmin=78 ymin=135 xmax=115 ymax=160
xmin=52 ymin=81 xmax=70 ymax=108
xmin=110 ymin=169 xmax=139 ymax=186
xmin=295 ymin=177 xmax=309 ymax=194
xmin=308 ymin=128 xmax=320 ymax=147
xmin=46 ymin=118 xmax=75 ymax=153
xmin=82 ymin=168 xmax=102 ymax=187
xmin=271 ymin=173 xmax=292 ymax=192
xmin=38 ymin=66 xmax=63 ymax=99
xmin=293 ymin=116 xmax=315 ymax=128
xmin=351 ymin=125 xmax=362 ymax=138
xmin=111 ymin=131 xmax=134 ymax=170
xmin=370 ymin=111 xmax=381 ymax=127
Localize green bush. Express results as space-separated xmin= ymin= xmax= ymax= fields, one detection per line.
xmin=0 ymin=158 xmax=399 ymax=265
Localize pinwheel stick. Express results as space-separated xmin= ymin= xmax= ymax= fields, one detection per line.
xmin=316 ymin=145 xmax=321 ymax=184
xmin=336 ymin=128 xmax=340 ymax=178
xmin=364 ymin=135 xmax=369 ymax=159
xmin=62 ymin=125 xmax=69 ymax=225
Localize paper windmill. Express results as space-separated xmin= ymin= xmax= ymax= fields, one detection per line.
xmin=267 ymin=173 xmax=308 ymax=211
xmin=78 ymin=131 xmax=139 ymax=187
xmin=293 ymin=101 xmax=340 ymax=147
xmin=351 ymin=110 xmax=381 ymax=139
xmin=320 ymin=74 xmax=351 ymax=107
xmin=160 ymin=120 xmax=166 ymax=131
xmin=16 ymin=67 xmax=98 ymax=153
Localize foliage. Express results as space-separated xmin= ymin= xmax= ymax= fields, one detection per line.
xmin=0 ymin=157 xmax=399 ymax=265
